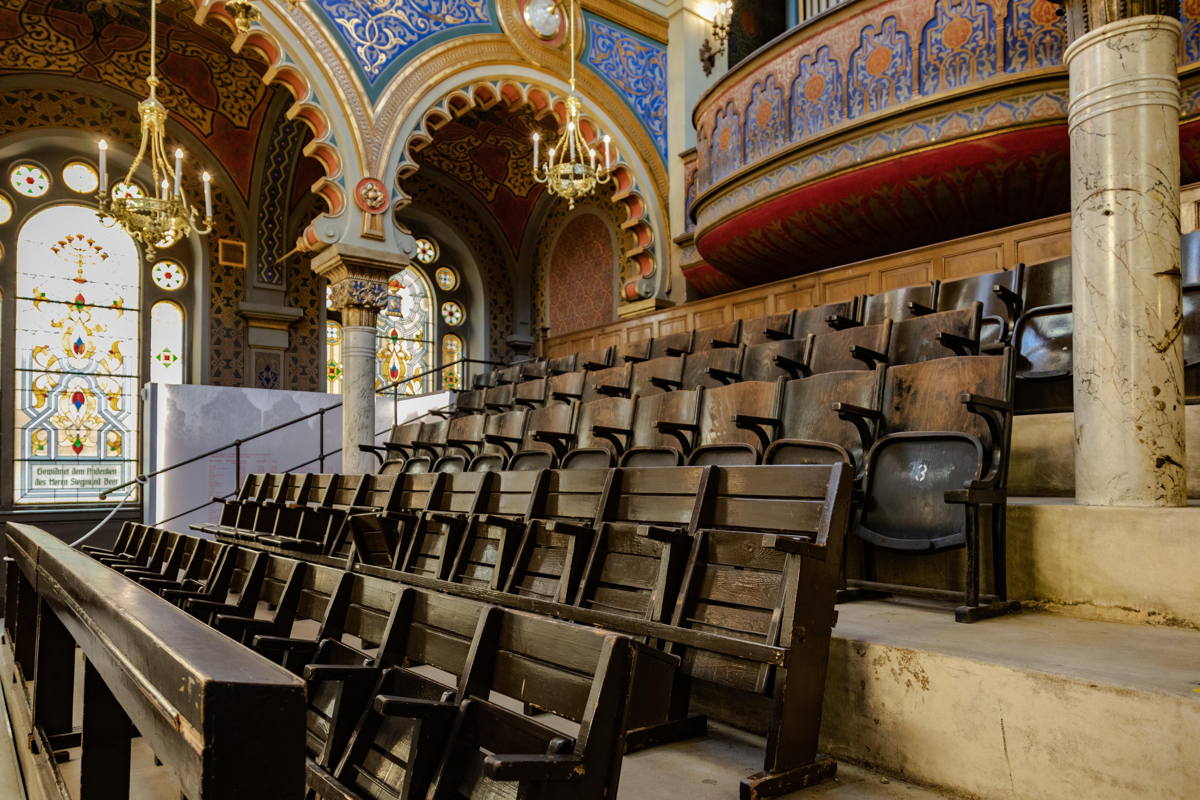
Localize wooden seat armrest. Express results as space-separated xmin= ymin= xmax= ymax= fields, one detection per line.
xmin=184 ymin=598 xmax=237 ymax=615
xmin=960 ymin=392 xmax=1010 ymax=412
xmin=905 ymin=301 xmax=935 ymax=316
xmin=302 ymin=664 xmax=379 ymax=683
xmin=637 ymin=524 xmax=688 ymax=544
xmin=833 ymin=402 xmax=881 ymax=452
xmin=992 ymin=283 xmax=1023 ymax=319
xmin=254 ymin=636 xmax=320 ymax=660
xmin=384 ymin=441 xmax=416 ymax=453
xmin=214 ymin=614 xmax=275 ymax=636
xmin=945 ymin=485 xmax=1007 ymax=505
xmin=960 ymin=393 xmax=1009 ymax=477
xmin=706 ymin=367 xmax=741 ymax=384
xmin=581 ymin=360 xmax=610 ymax=371
xmin=764 ymin=327 xmax=792 ymax=340
xmin=665 ymin=346 xmax=691 ymax=357
xmin=762 ymin=533 xmax=824 ymax=560
xmin=551 ymin=390 xmax=582 ymax=402
xmin=210 ymin=495 xmax=235 ymax=505
xmin=772 ymin=353 xmax=807 ymax=378
xmin=543 ymin=520 xmax=595 ymax=537
xmin=825 ymin=314 xmax=859 ymax=330
xmin=137 ymin=577 xmax=182 ymax=591
xmin=380 ymin=509 xmax=419 ymax=522
xmin=484 ymin=432 xmax=522 ymax=445
xmin=427 ymin=511 xmax=466 ymax=525
xmin=936 ymin=331 xmax=980 ymax=355
xmin=849 ymin=344 xmax=889 ymax=369
xmin=734 ymin=413 xmax=779 ymax=429
xmin=980 ymin=340 xmax=1008 ymax=354
xmin=485 ymin=402 xmax=514 ymax=412
xmin=358 ymin=444 xmax=387 ymax=455
xmin=710 ymin=337 xmax=738 ymax=349
xmin=655 ymin=419 xmax=697 ymax=451
xmin=372 ymin=695 xmax=459 ymax=721
xmin=649 ymin=376 xmax=683 ymax=391
xmin=596 ymin=383 xmax=631 ymax=398
xmin=480 ymin=514 xmax=526 ymax=531
xmin=590 ymin=424 xmax=631 ymax=438
xmin=427 ymin=407 xmax=452 ymax=418
xmin=483 ymin=754 xmax=584 ymax=782
xmin=533 ymin=430 xmax=575 ymax=459
xmin=621 ymin=354 xmax=647 ymax=364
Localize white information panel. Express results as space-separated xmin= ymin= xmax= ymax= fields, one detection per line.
xmin=141 ymin=384 xmax=451 ymax=532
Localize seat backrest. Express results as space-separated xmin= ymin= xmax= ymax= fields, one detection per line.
xmin=566 ymin=396 xmax=635 ymax=467
xmin=794 ymin=300 xmax=858 ymax=338
xmin=936 ymin=266 xmax=1024 ymax=344
xmin=681 ymin=346 xmax=743 ymax=389
xmin=648 ymin=330 xmax=694 ymax=359
xmin=614 ymin=339 xmax=652 ymax=364
xmin=453 ymin=388 xmax=485 ymax=415
xmin=440 ymin=414 xmax=487 ymax=470
xmin=629 ymin=355 xmax=685 ymax=395
xmin=327 ymin=474 xmax=365 ymax=508
xmin=861 ymin=283 xmax=937 ymax=325
xmin=696 ymin=464 xmax=842 ymax=542
xmin=741 ymin=338 xmax=808 ymax=382
xmin=427 ymin=470 xmax=488 ymax=516
xmin=513 ymin=377 xmax=548 ymax=408
xmin=359 ymin=472 xmax=400 ymax=510
xmin=623 ymin=389 xmax=702 ymax=466
xmin=605 ymin=465 xmax=707 ymax=530
xmin=494 ymin=363 xmax=526 ymax=385
xmin=482 ymin=383 xmax=515 ymax=411
xmin=741 ymin=310 xmax=796 ymax=345
xmin=533 ymin=467 xmax=610 ymax=525
xmin=581 ymin=363 xmax=631 ymax=403
xmin=1022 ymin=257 xmax=1071 ymax=310
xmin=510 ymin=403 xmax=577 ymax=470
xmin=769 ymin=370 xmax=883 ymax=469
xmin=692 ymin=320 xmax=742 ymax=350
xmin=389 ymin=420 xmax=425 ymax=449
xmin=573 ymin=346 xmax=614 ymax=371
xmin=881 ymin=354 xmax=1010 ymax=451
xmin=478 ymin=468 xmax=544 ymax=519
xmin=888 ymin=305 xmax=981 ymax=366
xmin=805 ymin=321 xmax=892 ymax=374
xmin=690 ymin=380 xmax=783 ymax=465
xmin=474 ymin=408 xmax=529 ymax=466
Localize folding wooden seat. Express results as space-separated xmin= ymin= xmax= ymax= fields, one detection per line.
xmin=136 ymin=536 xmax=224 ymax=594
xmin=481 ymin=382 xmax=515 ymax=412
xmin=859 ymin=282 xmax=937 ymax=324
xmin=761 ymin=370 xmax=884 ymax=472
xmin=262 ymin=473 xmax=337 ymax=546
xmin=418 ymin=413 xmax=486 ymax=472
xmin=804 ymin=320 xmax=892 ymax=374
xmin=741 ymin=310 xmax=797 ymax=345
xmin=613 ymin=339 xmax=653 ymax=364
xmin=347 ymin=472 xmax=442 ymax=569
xmin=501 ymin=403 xmax=578 ymax=471
xmin=512 ymin=376 xmax=549 ymax=408
xmin=620 ymin=389 xmax=703 ymax=467
xmin=324 ymin=473 xmax=408 ymax=561
xmin=183 ymin=547 xmax=271 ymax=625
xmin=304 ymin=586 xmax=486 ymax=800
xmin=193 ymin=473 xmax=269 ymax=538
xmin=680 ymin=345 xmax=743 ymax=389
xmin=798 ymin=299 xmax=859 ymax=335
xmin=1182 ymin=231 xmax=1199 ymax=401
xmin=407 ymin=417 xmax=451 ymax=465
xmin=259 ymin=474 xmax=366 ymax=554
xmin=448 ymin=469 xmax=544 ymax=591
xmin=517 ymin=358 xmax=550 ymax=380
xmin=629 ymin=354 xmax=685 ymax=395
xmin=935 ymin=266 xmax=1024 ymax=347
xmin=558 ymin=396 xmax=636 ymax=469
xmin=118 ymin=528 xmax=193 ymax=585
xmin=425 ymin=608 xmax=638 ymax=800
xmin=741 ymin=338 xmax=810 ymax=382
xmin=578 ymin=363 xmax=632 ymax=402
xmin=160 ymin=542 xmax=242 ymax=608
xmin=569 ymin=345 xmax=615 ymax=372
xmin=844 ymin=353 xmax=1018 ymax=620
xmin=79 ymin=520 xmax=137 ymax=558
xmin=502 ymin=468 xmax=606 ymax=603
xmin=492 ymin=362 xmax=528 ymax=385
xmin=92 ymin=523 xmax=156 ymax=568
xmin=1012 ymin=257 xmax=1072 ymax=412
xmin=106 ymin=526 xmax=172 ymax=577
xmin=450 ymin=387 xmax=485 ymax=416
xmin=692 ymin=320 xmax=742 ymax=350
xmin=887 ymin=304 xmax=981 ymax=366
xmin=648 ymin=329 xmax=694 ymax=359
xmin=684 ymin=380 xmax=784 ymax=465
xmin=396 ymin=471 xmax=489 ymax=581
xmin=212 ymin=472 xmax=296 ymax=542
xmin=218 ymin=560 xmax=353 ymax=651
xmin=467 ymin=408 xmax=529 ymax=471
xmin=573 ymin=466 xmax=701 ymax=620
xmin=361 ymin=418 xmax=426 ymax=466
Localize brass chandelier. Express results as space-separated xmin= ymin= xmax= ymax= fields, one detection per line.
xmin=530 ymin=0 xmax=612 ymax=210
xmin=96 ymin=0 xmax=213 ymax=260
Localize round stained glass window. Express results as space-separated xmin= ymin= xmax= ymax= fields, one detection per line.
xmin=435 ymin=266 xmax=458 ymax=291
xmin=10 ymin=164 xmax=49 ymax=197
xmin=62 ymin=161 xmax=99 ymax=194
xmin=415 ymin=237 xmax=438 ymax=264
xmin=151 ymin=259 xmax=186 ymax=290
xmin=0 ymin=195 xmax=11 ymax=225
xmin=111 ymin=181 xmax=144 ymax=200
xmin=440 ymin=300 xmax=464 ymax=326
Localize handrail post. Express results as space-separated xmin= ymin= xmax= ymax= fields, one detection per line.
xmin=234 ymin=440 xmax=241 ymax=495
xmin=318 ymin=408 xmax=326 ymax=472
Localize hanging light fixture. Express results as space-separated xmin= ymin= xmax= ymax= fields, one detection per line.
xmin=530 ymin=0 xmax=612 ymax=210
xmin=95 ymin=0 xmax=213 ymax=261
xmin=698 ymin=1 xmax=732 ymax=76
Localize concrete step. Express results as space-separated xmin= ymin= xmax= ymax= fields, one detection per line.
xmin=821 ymin=600 xmax=1200 ymax=800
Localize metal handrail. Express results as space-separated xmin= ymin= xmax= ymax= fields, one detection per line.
xmin=98 ymin=356 xmax=509 ymax=500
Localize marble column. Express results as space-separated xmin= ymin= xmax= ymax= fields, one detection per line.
xmin=311 ymin=245 xmax=406 ymax=475
xmin=1064 ymin=7 xmax=1186 ymax=506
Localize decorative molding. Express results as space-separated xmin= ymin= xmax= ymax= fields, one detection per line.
xmin=582 ymin=13 xmax=668 ymax=161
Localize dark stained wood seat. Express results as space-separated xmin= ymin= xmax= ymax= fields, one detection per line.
xmin=619 ymin=389 xmax=702 ymax=467
xmin=505 ymin=402 xmax=578 ymax=470
xmin=797 ymin=299 xmax=859 ymax=335
xmin=804 ymin=320 xmax=893 ymax=374
xmin=468 ymin=408 xmax=530 ymax=471
xmin=762 ymin=370 xmax=884 ymax=472
xmin=681 ymin=345 xmax=744 ymax=388
xmin=578 ymin=362 xmax=632 ymax=403
xmin=629 ymin=354 xmax=685 ymax=395
xmin=742 ymin=338 xmax=810 ymax=382
xmin=347 ymin=472 xmax=441 ymax=569
xmin=1012 ymin=257 xmax=1072 ymax=413
xmin=512 ymin=376 xmax=549 ymax=408
xmin=859 ymin=282 xmax=937 ymax=324
xmin=741 ymin=310 xmax=797 ymax=345
xmin=935 ymin=265 xmax=1024 ymax=347
xmin=361 ymin=418 xmax=428 ymax=467
xmin=423 ymin=413 xmax=486 ymax=472
xmin=397 ymin=471 xmax=489 ymax=581
xmin=447 ymin=469 xmax=544 ymax=591
xmin=614 ymin=339 xmax=653 ymax=364
xmin=648 ymin=329 xmax=694 ymax=359
xmin=481 ymin=382 xmax=516 ymax=412
xmin=888 ymin=304 xmax=982 ymax=365
xmin=218 ymin=560 xmax=353 ymax=653
xmin=686 ymin=380 xmax=783 ymax=465
xmin=261 ymin=474 xmax=367 ymax=555
xmin=450 ymin=387 xmax=485 ymax=416
xmin=559 ymin=396 xmax=635 ymax=469
xmin=692 ymin=320 xmax=743 ymax=350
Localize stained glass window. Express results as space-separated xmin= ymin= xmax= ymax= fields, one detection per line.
xmin=149 ymin=301 xmax=184 ymax=384
xmin=415 ymin=237 xmax=438 ymax=264
xmin=111 ymin=181 xmax=143 ymax=200
xmin=376 ymin=266 xmax=434 ymax=395
xmin=151 ymin=259 xmax=186 ymax=290
xmin=14 ymin=204 xmax=140 ymax=504
xmin=62 ymin=161 xmax=99 ymax=194
xmin=0 ymin=194 xmax=12 ymax=225
xmin=10 ymin=164 xmax=49 ymax=197
xmin=441 ymin=334 xmax=464 ymax=390
xmin=435 ymin=266 xmax=458 ymax=291
xmin=326 ymin=320 xmax=343 ymax=394
xmin=440 ymin=300 xmax=464 ymax=326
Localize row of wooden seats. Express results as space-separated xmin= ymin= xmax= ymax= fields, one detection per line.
xmin=91 ymin=459 xmax=851 ymax=797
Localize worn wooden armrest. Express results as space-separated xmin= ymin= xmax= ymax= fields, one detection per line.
xmin=185 ymin=598 xmax=239 ymax=615
xmin=960 ymin=392 xmax=1010 ymax=412
xmin=849 ymin=344 xmax=888 ymax=369
xmin=772 ymin=353 xmax=807 ymax=378
xmin=484 ymin=433 xmax=522 ymax=445
xmin=254 ymin=636 xmax=320 ymax=659
xmin=581 ymin=360 xmax=610 ymax=371
xmin=710 ymin=337 xmax=738 ymax=349
xmin=763 ymin=533 xmax=824 ymax=561
xmin=665 ymin=346 xmax=691 ymax=357
xmin=945 ymin=484 xmax=1007 ymax=505
xmin=825 ymin=314 xmax=859 ymax=330
xmin=427 ymin=511 xmax=466 ymax=525
xmin=590 ymin=424 xmax=631 ymax=438
xmin=906 ymin=301 xmax=935 ymax=316
xmin=936 ymin=331 xmax=979 ymax=355
xmin=649 ymin=376 xmax=683 ymax=391
xmin=707 ymin=367 xmax=740 ymax=384
xmin=214 ymin=614 xmax=276 ymax=637
xmin=833 ymin=402 xmax=880 ymax=452
xmin=372 ymin=695 xmax=459 ymax=721
xmin=551 ymin=390 xmax=582 ymax=402
xmin=764 ymin=326 xmax=791 ymax=340
xmin=596 ymin=383 xmax=631 ymax=398
xmin=543 ymin=520 xmax=595 ymax=537
xmin=993 ymin=283 xmax=1023 ymax=318
xmin=533 ymin=430 xmax=574 ymax=444
xmin=480 ymin=514 xmax=526 ymax=531
xmin=302 ymin=663 xmax=379 ymax=682
xmin=980 ymin=340 xmax=1007 ymax=354
xmin=637 ymin=524 xmax=688 ymax=544
xmin=358 ymin=444 xmax=387 ymax=455
xmin=734 ymin=413 xmax=779 ymax=428
xmin=655 ymin=419 xmax=697 ymax=451
xmin=483 ymin=754 xmax=584 ymax=782
xmin=379 ymin=509 xmax=419 ymax=522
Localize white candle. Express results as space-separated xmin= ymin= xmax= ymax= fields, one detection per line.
xmin=603 ymin=135 xmax=611 ymax=170
xmin=590 ymin=148 xmax=596 ymax=171
xmin=160 ymin=179 xmax=168 ymax=200
xmin=568 ymin=122 xmax=575 ymax=162
xmin=98 ymin=139 xmax=108 ymax=194
xmin=532 ymin=132 xmax=540 ymax=171
xmin=173 ymin=148 xmax=183 ymax=199
xmin=548 ymin=147 xmax=556 ymax=170
xmin=202 ymin=171 xmax=212 ymax=218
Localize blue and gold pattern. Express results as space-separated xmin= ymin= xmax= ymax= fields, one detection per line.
xmin=1184 ymin=0 xmax=1199 ymax=64
xmin=791 ymin=46 xmax=843 ymax=139
xmin=920 ymin=0 xmax=996 ymax=94
xmin=848 ymin=18 xmax=913 ymax=119
xmin=583 ymin=14 xmax=668 ymax=161
xmin=313 ymin=0 xmax=495 ymax=94
xmin=745 ymin=75 xmax=787 ymax=162
xmin=1004 ymin=0 xmax=1067 ymax=71
xmin=710 ymin=102 xmax=743 ymax=183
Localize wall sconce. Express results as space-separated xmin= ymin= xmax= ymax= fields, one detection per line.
xmin=698 ymin=0 xmax=732 ymax=77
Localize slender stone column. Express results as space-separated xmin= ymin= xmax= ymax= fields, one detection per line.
xmin=1064 ymin=6 xmax=1185 ymax=506
xmin=311 ymin=245 xmax=406 ymax=475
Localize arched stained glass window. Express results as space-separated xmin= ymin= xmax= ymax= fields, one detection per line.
xmin=441 ymin=334 xmax=464 ymax=390
xmin=14 ymin=204 xmax=140 ymax=504
xmin=376 ymin=266 xmax=434 ymax=395
xmin=149 ymin=301 xmax=184 ymax=384
xmin=326 ymin=320 xmax=343 ymax=394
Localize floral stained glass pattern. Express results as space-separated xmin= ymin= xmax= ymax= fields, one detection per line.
xmin=326 ymin=320 xmax=344 ymax=394
xmin=14 ymin=204 xmax=140 ymax=504
xmin=440 ymin=300 xmax=464 ymax=326
xmin=435 ymin=266 xmax=458 ymax=290
xmin=152 ymin=260 xmax=186 ymax=290
xmin=62 ymin=161 xmax=99 ymax=194
xmin=376 ymin=267 xmax=433 ymax=394
xmin=0 ymin=194 xmax=11 ymax=225
xmin=415 ymin=237 xmax=438 ymax=264
xmin=441 ymin=334 xmax=464 ymax=389
xmin=149 ymin=301 xmax=184 ymax=384
xmin=10 ymin=164 xmax=49 ymax=197
xmin=111 ymin=181 xmax=143 ymax=200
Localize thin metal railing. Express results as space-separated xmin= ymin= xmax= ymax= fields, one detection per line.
xmin=98 ymin=356 xmax=509 ymax=504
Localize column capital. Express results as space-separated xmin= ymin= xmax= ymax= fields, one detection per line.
xmin=1056 ymin=0 xmax=1179 ymax=42
xmin=311 ymin=242 xmax=409 ymax=325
